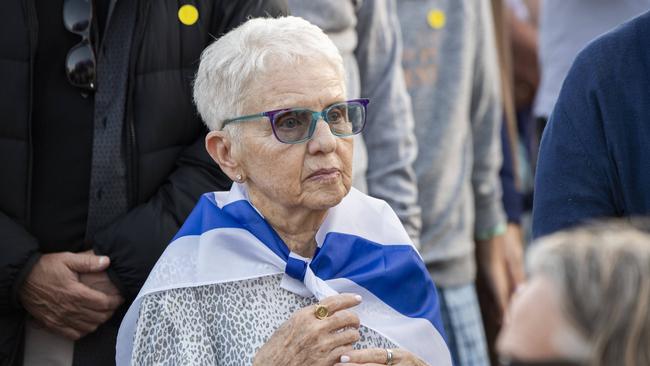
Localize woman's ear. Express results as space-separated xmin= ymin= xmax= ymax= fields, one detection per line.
xmin=205 ymin=130 xmax=240 ymax=180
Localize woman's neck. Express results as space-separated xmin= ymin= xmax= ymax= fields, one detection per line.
xmin=248 ymin=189 xmax=326 ymax=258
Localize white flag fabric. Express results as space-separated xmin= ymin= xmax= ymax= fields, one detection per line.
xmin=116 ymin=183 xmax=452 ymax=365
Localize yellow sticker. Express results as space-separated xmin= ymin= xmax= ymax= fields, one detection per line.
xmin=178 ymin=4 xmax=199 ymax=26
xmin=427 ymin=9 xmax=446 ymax=29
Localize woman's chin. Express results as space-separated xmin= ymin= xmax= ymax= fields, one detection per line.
xmin=302 ymin=183 xmax=349 ymax=209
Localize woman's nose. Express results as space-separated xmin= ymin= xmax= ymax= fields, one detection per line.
xmin=308 ymin=119 xmax=337 ymax=154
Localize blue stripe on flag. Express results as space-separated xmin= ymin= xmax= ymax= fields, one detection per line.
xmin=172 ymin=194 xmax=289 ymax=260
xmin=311 ymin=232 xmax=447 ymax=342
xmin=172 ymin=194 xmax=242 ymax=241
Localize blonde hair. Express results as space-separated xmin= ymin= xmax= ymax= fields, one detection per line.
xmin=528 ymin=221 xmax=650 ymax=366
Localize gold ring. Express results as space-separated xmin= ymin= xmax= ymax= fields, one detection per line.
xmin=314 ymin=304 xmax=329 ymax=320
xmin=385 ymin=348 xmax=394 ymax=365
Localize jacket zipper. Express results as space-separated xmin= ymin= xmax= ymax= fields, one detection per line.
xmin=125 ymin=0 xmax=152 ymax=207
xmin=23 ymin=0 xmax=38 ymax=229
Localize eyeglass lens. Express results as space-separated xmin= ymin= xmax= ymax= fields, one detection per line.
xmin=66 ymin=40 xmax=96 ymax=89
xmin=63 ymin=0 xmax=96 ymax=91
xmin=63 ymin=0 xmax=92 ymax=34
xmin=272 ymin=102 xmax=366 ymax=143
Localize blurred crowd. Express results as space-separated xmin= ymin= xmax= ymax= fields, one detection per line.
xmin=1 ymin=0 xmax=649 ymax=365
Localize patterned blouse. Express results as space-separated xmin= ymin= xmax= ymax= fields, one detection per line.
xmin=131 ymin=274 xmax=396 ymax=365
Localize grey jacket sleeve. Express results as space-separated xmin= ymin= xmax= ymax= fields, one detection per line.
xmin=469 ymin=0 xmax=507 ymax=239
xmin=354 ymin=0 xmax=421 ymax=245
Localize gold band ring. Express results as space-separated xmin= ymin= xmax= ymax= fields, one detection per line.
xmin=314 ymin=304 xmax=329 ymax=320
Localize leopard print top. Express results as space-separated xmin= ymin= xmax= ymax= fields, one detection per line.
xmin=131 ymin=274 xmax=396 ymax=365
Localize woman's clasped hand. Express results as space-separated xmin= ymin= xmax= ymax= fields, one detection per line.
xmin=253 ymin=293 xmax=429 ymax=366
xmin=252 ymin=293 xmax=362 ymax=366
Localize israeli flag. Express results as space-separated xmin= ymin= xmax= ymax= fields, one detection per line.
xmin=116 ymin=183 xmax=452 ymax=365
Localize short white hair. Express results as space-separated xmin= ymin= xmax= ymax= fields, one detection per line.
xmin=193 ymin=16 xmax=345 ymax=131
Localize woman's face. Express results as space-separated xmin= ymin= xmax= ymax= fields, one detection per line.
xmin=235 ymin=60 xmax=353 ymax=213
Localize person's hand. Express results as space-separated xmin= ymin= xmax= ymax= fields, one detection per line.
xmin=334 ymin=348 xmax=428 ymax=365
xmin=79 ymin=272 xmax=122 ymax=296
xmin=253 ymin=293 xmax=363 ymax=366
xmin=475 ymin=231 xmax=525 ymax=364
xmin=475 ymin=234 xmax=511 ymax=326
xmin=503 ymin=224 xmax=526 ymax=295
xmin=78 ymin=250 xmax=123 ymax=297
xmin=476 ymin=227 xmax=526 ymax=324
xmin=19 ymin=252 xmax=124 ymax=340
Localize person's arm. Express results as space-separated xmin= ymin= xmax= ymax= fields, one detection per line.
xmin=499 ymin=121 xmax=526 ymax=290
xmin=1 ymin=212 xmax=120 ymax=340
xmin=91 ymin=135 xmax=229 ymax=300
xmin=92 ymin=0 xmax=288 ymax=302
xmin=470 ymin=0 xmax=507 ymax=242
xmin=472 ymin=6 xmax=519 ymax=360
xmin=354 ymin=0 xmax=421 ymax=245
xmin=499 ymin=122 xmax=523 ymax=225
xmin=0 ymin=211 xmax=40 ymax=313
xmin=532 ymin=102 xmax=617 ymax=239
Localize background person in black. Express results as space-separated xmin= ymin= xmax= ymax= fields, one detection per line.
xmin=0 ymin=0 xmax=287 ymax=365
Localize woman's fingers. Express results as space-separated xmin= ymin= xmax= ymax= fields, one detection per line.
xmin=325 ymin=309 xmax=361 ymax=331
xmin=327 ymin=343 xmax=355 ymax=365
xmin=318 ymin=293 xmax=362 ymax=315
xmin=335 ymin=348 xmax=428 ymax=366
xmin=338 ymin=348 xmax=391 ymax=364
xmin=328 ymin=328 xmax=361 ymax=348
xmin=257 ymin=294 xmax=364 ymax=366
xmin=298 ymin=293 xmax=361 ymax=326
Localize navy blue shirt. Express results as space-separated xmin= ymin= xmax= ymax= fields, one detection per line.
xmin=532 ymin=10 xmax=650 ymax=239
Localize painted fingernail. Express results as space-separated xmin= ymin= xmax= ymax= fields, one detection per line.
xmin=354 ymin=294 xmax=362 ymax=302
xmin=98 ymin=256 xmax=109 ymax=266
xmin=340 ymin=355 xmax=350 ymax=363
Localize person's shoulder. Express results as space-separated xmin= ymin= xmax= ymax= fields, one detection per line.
xmin=556 ymin=11 xmax=650 ymax=116
xmin=140 ymin=286 xmax=203 ymax=308
xmin=597 ymin=9 xmax=650 ymax=49
xmin=572 ymin=11 xmax=650 ymax=80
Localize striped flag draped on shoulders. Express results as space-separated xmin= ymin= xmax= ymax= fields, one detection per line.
xmin=116 ymin=183 xmax=452 ymax=365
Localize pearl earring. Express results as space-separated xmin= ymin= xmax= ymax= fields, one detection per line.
xmin=235 ymin=174 xmax=243 ymax=182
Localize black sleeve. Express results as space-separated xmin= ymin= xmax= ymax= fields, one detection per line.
xmin=0 ymin=211 xmax=41 ymax=313
xmin=92 ymin=136 xmax=230 ymax=300
xmin=92 ymin=0 xmax=289 ymax=301
xmin=211 ymin=0 xmax=288 ymax=36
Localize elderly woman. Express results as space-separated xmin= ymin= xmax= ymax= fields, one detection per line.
xmin=497 ymin=222 xmax=650 ymax=366
xmin=115 ymin=16 xmax=451 ymax=366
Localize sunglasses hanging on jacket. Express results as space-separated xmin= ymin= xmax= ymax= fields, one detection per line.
xmin=63 ymin=0 xmax=98 ymax=91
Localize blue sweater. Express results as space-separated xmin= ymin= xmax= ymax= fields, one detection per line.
xmin=532 ymin=11 xmax=650 ymax=239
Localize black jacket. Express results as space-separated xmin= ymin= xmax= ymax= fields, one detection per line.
xmin=0 ymin=0 xmax=287 ymax=364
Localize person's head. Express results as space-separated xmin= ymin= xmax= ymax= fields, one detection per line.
xmin=498 ymin=221 xmax=650 ymax=366
xmin=194 ymin=16 xmax=362 ymax=214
